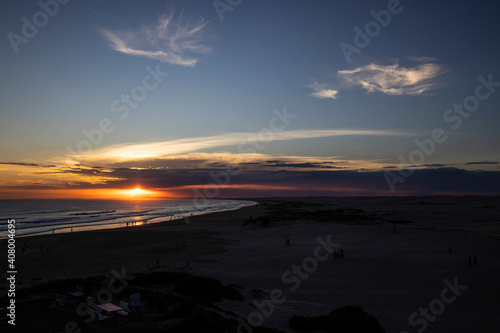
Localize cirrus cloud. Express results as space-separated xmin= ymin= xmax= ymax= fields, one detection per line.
xmin=338 ymin=62 xmax=447 ymax=96
xmin=100 ymin=9 xmax=211 ymax=67
xmin=307 ymin=81 xmax=339 ymax=99
xmin=64 ymin=128 xmax=412 ymax=165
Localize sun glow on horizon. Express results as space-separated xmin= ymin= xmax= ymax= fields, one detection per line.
xmin=0 ymin=188 xmax=173 ymax=200
xmin=132 ymin=187 xmax=145 ymax=195
xmin=123 ymin=187 xmax=160 ymax=199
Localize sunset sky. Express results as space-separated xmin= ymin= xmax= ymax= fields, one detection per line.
xmin=1 ymin=0 xmax=500 ymax=199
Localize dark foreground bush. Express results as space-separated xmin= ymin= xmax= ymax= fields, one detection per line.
xmin=289 ymin=305 xmax=385 ymax=333
xmin=133 ymin=271 xmax=190 ymax=287
xmin=165 ymin=299 xmax=282 ymax=333
xmin=173 ymin=275 xmax=243 ymax=305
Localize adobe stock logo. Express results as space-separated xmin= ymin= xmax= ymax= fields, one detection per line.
xmin=385 ymin=73 xmax=499 ymax=192
xmin=237 ymin=235 xmax=340 ymax=333
xmin=213 ymin=0 xmax=243 ymax=22
xmin=7 ymin=0 xmax=72 ymax=54
xmin=339 ymin=0 xmax=409 ymax=63
xmin=65 ymin=65 xmax=168 ymax=158
xmin=401 ymin=277 xmax=467 ymax=333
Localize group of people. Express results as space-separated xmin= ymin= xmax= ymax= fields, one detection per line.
xmin=450 ymin=245 xmax=479 ymax=267
xmin=334 ymin=249 xmax=344 ymax=259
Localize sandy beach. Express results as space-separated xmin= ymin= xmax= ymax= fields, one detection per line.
xmin=2 ymin=196 xmax=500 ymax=332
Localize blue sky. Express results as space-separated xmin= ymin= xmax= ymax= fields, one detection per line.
xmin=1 ymin=0 xmax=499 ymax=198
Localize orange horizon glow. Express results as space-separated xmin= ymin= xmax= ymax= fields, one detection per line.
xmin=0 ymin=188 xmax=176 ymax=200
xmin=0 ymin=182 xmax=414 ymax=200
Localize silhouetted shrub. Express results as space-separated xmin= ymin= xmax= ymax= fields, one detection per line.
xmin=289 ymin=305 xmax=385 ymax=333
xmin=133 ymin=271 xmax=190 ymax=287
xmin=173 ymin=276 xmax=243 ymax=305
xmin=165 ymin=303 xmax=283 ymax=333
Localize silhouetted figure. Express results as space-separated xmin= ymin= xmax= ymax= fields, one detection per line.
xmin=285 ymin=238 xmax=290 ymax=246
xmin=130 ymin=292 xmax=141 ymax=319
xmin=474 ymin=256 xmax=477 ymax=267
xmin=393 ymin=224 xmax=396 ymax=231
xmin=340 ymin=249 xmax=344 ymax=259
xmin=40 ymin=245 xmax=43 ymax=252
xmin=156 ymin=260 xmax=159 ymax=266
xmin=468 ymin=255 xmax=472 ymax=266
xmin=448 ymin=245 xmax=452 ymax=254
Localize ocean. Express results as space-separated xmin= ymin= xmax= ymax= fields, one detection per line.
xmin=0 ymin=199 xmax=256 ymax=238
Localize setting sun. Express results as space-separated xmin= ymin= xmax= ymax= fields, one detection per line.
xmin=132 ymin=187 xmax=144 ymax=195
xmin=124 ymin=187 xmax=153 ymax=198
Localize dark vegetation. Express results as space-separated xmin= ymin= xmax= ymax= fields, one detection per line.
xmin=0 ymin=271 xmax=385 ymax=332
xmin=289 ymin=305 xmax=386 ymax=333
xmin=0 ymin=271 xmax=283 ymax=332
xmin=243 ymin=201 xmax=400 ymax=226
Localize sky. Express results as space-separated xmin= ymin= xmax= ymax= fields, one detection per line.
xmin=1 ymin=0 xmax=499 ymax=199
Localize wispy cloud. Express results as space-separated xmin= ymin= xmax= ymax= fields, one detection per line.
xmin=338 ymin=63 xmax=447 ymax=96
xmin=66 ymin=129 xmax=412 ymax=164
xmin=100 ymin=10 xmax=211 ymax=67
xmin=100 ymin=152 xmax=390 ymax=172
xmin=0 ymin=162 xmax=55 ymax=167
xmin=307 ymin=81 xmax=338 ymax=99
xmin=465 ymin=161 xmax=498 ymax=165
xmin=408 ymin=56 xmax=438 ymax=63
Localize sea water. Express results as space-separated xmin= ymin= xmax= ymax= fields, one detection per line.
xmin=0 ymin=199 xmax=256 ymax=238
